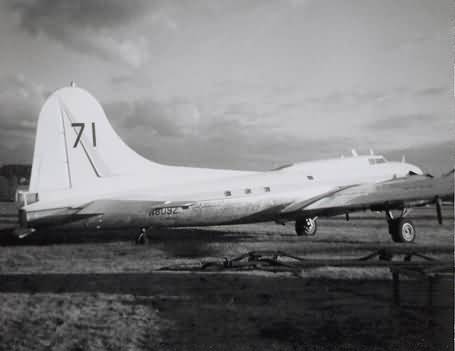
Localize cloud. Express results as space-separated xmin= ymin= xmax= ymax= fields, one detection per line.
xmin=106 ymin=97 xmax=201 ymax=138
xmin=413 ymin=86 xmax=448 ymax=97
xmin=367 ymin=113 xmax=435 ymax=131
xmin=110 ymin=74 xmax=134 ymax=85
xmin=66 ymin=31 xmax=149 ymax=68
xmin=9 ymin=0 xmax=154 ymax=67
xmin=303 ymin=90 xmax=385 ymax=106
xmin=0 ymin=74 xmax=47 ymax=163
xmin=8 ymin=0 xmax=304 ymax=68
xmin=274 ymin=85 xmax=449 ymax=111
xmin=0 ymin=74 xmax=45 ymax=133
xmin=11 ymin=0 xmax=149 ymax=28
xmin=100 ymin=93 xmax=361 ymax=170
xmin=0 ymin=79 xmax=449 ymax=172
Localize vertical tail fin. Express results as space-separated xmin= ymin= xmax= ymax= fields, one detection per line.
xmin=29 ymin=85 xmax=160 ymax=196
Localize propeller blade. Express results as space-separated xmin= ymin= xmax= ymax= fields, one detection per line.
xmin=435 ymin=197 xmax=443 ymax=225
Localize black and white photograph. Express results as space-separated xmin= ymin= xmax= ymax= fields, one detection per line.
xmin=0 ymin=0 xmax=453 ymax=350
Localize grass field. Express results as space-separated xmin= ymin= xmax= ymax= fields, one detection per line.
xmin=0 ymin=203 xmax=453 ymax=350
xmin=0 ymin=275 xmax=452 ymax=351
xmin=0 ymin=204 xmax=452 ymax=274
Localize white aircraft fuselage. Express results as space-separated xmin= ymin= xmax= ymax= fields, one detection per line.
xmin=19 ymin=86 xmax=433 ymax=242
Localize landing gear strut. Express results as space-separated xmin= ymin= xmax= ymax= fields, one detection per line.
xmin=136 ymin=227 xmax=149 ymax=245
xmin=295 ymin=218 xmax=318 ymax=236
xmin=386 ymin=210 xmax=416 ymax=243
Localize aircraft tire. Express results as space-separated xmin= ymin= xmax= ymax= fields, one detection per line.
xmin=389 ymin=218 xmax=416 ymax=243
xmin=295 ymin=218 xmax=318 ymax=236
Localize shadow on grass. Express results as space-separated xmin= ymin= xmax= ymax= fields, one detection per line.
xmin=146 ymin=227 xmax=255 ymax=258
xmin=0 ymin=227 xmax=137 ymax=246
xmin=0 ymin=226 xmax=256 ymax=258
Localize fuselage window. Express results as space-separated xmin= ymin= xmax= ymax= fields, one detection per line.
xmin=307 ymin=175 xmax=314 ymax=180
xmin=264 ymin=186 xmax=271 ymax=192
xmin=224 ymin=190 xmax=232 ymax=197
xmin=245 ymin=188 xmax=252 ymax=194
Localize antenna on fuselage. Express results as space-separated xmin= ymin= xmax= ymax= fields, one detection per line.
xmin=401 ymin=154 xmax=406 ymax=163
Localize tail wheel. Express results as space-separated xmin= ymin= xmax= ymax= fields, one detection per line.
xmin=295 ymin=218 xmax=318 ymax=236
xmin=389 ymin=218 xmax=416 ymax=243
xmin=135 ymin=228 xmax=149 ymax=245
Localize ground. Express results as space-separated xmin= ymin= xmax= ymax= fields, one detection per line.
xmin=0 ymin=204 xmax=453 ymax=350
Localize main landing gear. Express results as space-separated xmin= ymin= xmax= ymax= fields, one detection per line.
xmin=295 ymin=217 xmax=318 ymax=236
xmin=293 ymin=212 xmax=417 ymax=243
xmin=386 ymin=210 xmax=416 ymax=243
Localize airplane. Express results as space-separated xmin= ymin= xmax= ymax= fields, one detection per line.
xmin=14 ymin=84 xmax=453 ymax=244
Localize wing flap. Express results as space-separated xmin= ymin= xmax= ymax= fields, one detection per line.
xmin=280 ymin=185 xmax=357 ymax=214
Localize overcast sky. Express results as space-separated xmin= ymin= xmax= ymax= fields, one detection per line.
xmin=0 ymin=0 xmax=453 ymax=174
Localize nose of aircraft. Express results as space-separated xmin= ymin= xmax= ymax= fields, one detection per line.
xmin=389 ymin=162 xmax=423 ymax=177
xmin=406 ymin=163 xmax=424 ymax=175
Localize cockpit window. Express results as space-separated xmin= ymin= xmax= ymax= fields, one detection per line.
xmin=368 ymin=157 xmax=386 ymax=165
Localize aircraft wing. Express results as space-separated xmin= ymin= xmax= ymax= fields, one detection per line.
xmin=281 ymin=172 xmax=453 ymax=218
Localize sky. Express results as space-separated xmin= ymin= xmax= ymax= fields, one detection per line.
xmin=0 ymin=0 xmax=453 ymax=175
